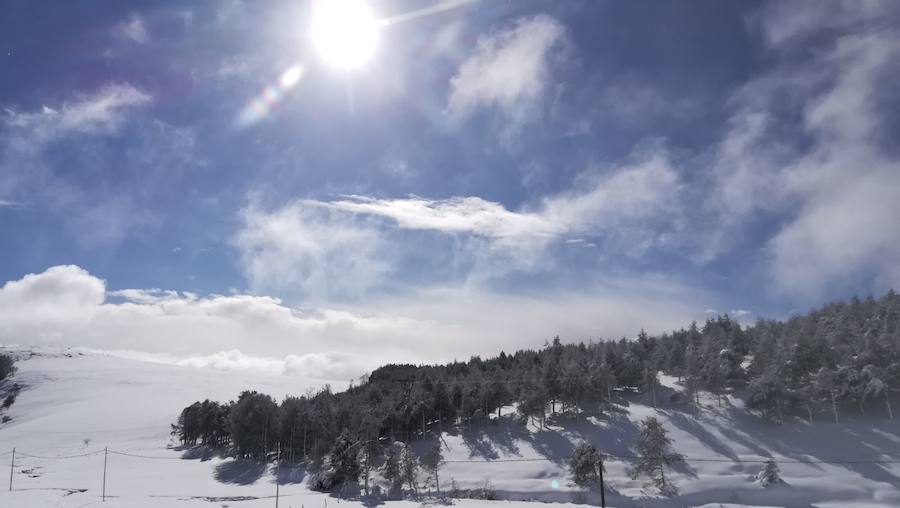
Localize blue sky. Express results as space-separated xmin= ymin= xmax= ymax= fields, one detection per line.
xmin=1 ymin=1 xmax=899 ymax=378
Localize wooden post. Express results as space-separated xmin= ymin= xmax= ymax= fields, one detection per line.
xmin=598 ymin=453 xmax=606 ymax=508
xmin=8 ymin=448 xmax=14 ymax=492
xmin=275 ymin=444 xmax=280 ymax=508
xmin=102 ymin=447 xmax=108 ymax=502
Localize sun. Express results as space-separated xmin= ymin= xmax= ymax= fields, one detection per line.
xmin=311 ymin=0 xmax=381 ymax=70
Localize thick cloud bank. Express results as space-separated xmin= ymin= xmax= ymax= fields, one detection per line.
xmin=0 ymin=265 xmax=708 ymax=379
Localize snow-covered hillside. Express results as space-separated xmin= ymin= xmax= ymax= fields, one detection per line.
xmin=2 ymin=348 xmax=900 ymax=507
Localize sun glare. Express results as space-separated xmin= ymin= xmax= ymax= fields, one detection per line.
xmin=311 ymin=0 xmax=380 ymax=70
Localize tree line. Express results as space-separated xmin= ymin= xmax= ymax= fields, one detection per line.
xmin=172 ymin=291 xmax=900 ymax=495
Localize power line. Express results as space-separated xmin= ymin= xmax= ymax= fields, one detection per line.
xmin=15 ymin=450 xmax=105 ymax=459
xmin=446 ymin=454 xmax=900 ymax=465
xmin=10 ymin=446 xmax=900 ymax=466
xmin=0 ymin=424 xmax=165 ymax=435
xmin=107 ymin=450 xmax=183 ymax=460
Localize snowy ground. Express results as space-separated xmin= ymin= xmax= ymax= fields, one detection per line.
xmin=2 ymin=348 xmax=900 ymax=508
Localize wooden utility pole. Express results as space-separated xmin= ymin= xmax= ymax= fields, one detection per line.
xmin=102 ymin=447 xmax=108 ymax=502
xmin=598 ymin=453 xmax=606 ymax=508
xmin=275 ymin=443 xmax=280 ymax=508
xmin=8 ymin=448 xmax=14 ymax=492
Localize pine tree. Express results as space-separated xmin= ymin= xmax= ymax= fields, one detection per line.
xmin=814 ymin=367 xmax=840 ymax=423
xmin=568 ymin=441 xmax=604 ymax=489
xmin=400 ymin=443 xmax=419 ymax=498
xmin=863 ymin=364 xmax=894 ymax=420
xmin=382 ymin=442 xmax=404 ymax=498
xmin=757 ymin=458 xmax=782 ymax=487
xmin=642 ymin=364 xmax=659 ymax=409
xmin=630 ymin=416 xmax=680 ymax=496
xmin=325 ymin=432 xmax=361 ymax=488
xmin=684 ymin=344 xmax=702 ymax=411
xmin=420 ymin=442 xmax=445 ymax=497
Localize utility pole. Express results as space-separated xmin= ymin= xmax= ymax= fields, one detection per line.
xmin=598 ymin=453 xmax=606 ymax=508
xmin=102 ymin=447 xmax=108 ymax=502
xmin=8 ymin=448 xmax=14 ymax=492
xmin=275 ymin=443 xmax=280 ymax=508
xmin=263 ymin=411 xmax=269 ymax=462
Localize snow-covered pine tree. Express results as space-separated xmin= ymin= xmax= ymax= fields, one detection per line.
xmin=863 ymin=364 xmax=894 ymax=420
xmin=814 ymin=367 xmax=840 ymax=423
xmin=684 ymin=344 xmax=702 ymax=411
xmin=382 ymin=443 xmax=404 ymax=498
xmin=630 ymin=416 xmax=681 ymax=496
xmin=420 ymin=442 xmax=445 ymax=497
xmin=757 ymin=458 xmax=782 ymax=487
xmin=569 ymin=440 xmax=605 ymax=492
xmin=400 ymin=443 xmax=419 ymax=498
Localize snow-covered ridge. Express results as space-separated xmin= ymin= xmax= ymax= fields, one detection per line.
xmin=2 ymin=348 xmax=900 ymax=507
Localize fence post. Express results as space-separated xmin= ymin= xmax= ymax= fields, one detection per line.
xmin=102 ymin=447 xmax=108 ymax=502
xmin=8 ymin=448 xmax=14 ymax=492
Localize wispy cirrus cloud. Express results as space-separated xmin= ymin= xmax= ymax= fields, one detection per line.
xmin=1 ymin=84 xmax=152 ymax=224
xmin=707 ymin=1 xmax=900 ymax=298
xmin=234 ymin=146 xmax=687 ymax=299
xmin=235 ymin=200 xmax=391 ymax=299
xmin=322 ymin=146 xmax=684 ymax=254
xmin=2 ymin=84 xmax=150 ymax=144
xmin=1 ymin=84 xmax=200 ymax=245
xmin=447 ymin=14 xmax=567 ymax=143
xmin=113 ymin=14 xmax=149 ymax=44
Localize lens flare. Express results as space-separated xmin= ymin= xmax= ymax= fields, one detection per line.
xmin=237 ymin=65 xmax=304 ymax=127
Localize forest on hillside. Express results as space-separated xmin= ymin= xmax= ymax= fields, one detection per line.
xmin=172 ymin=291 xmax=900 ymax=493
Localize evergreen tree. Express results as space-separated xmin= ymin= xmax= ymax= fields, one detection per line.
xmin=757 ymin=458 xmax=782 ymax=487
xmin=747 ymin=369 xmax=790 ymax=423
xmin=568 ymin=441 xmax=604 ymax=489
xmin=863 ymin=364 xmax=894 ymax=420
xmin=814 ymin=367 xmax=840 ymax=423
xmin=684 ymin=344 xmax=702 ymax=410
xmin=382 ymin=443 xmax=404 ymax=498
xmin=324 ymin=431 xmax=361 ymax=489
xmin=420 ymin=442 xmax=445 ymax=496
xmin=630 ymin=416 xmax=681 ymax=496
xmin=400 ymin=443 xmax=419 ymax=498
xmin=229 ymin=391 xmax=279 ymax=460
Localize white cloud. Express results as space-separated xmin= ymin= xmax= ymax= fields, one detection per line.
xmin=602 ymin=80 xmax=698 ymax=126
xmin=1 ymin=85 xmax=200 ymax=245
xmin=323 ymin=195 xmax=556 ymax=239
xmin=114 ymin=14 xmax=149 ymax=44
xmin=235 ymin=201 xmax=390 ymax=299
xmin=310 ymin=147 xmax=683 ymax=260
xmin=2 ymin=84 xmax=152 ymax=202
xmin=0 ymin=265 xmax=711 ymax=378
xmin=709 ymin=2 xmax=900 ymax=298
xmin=447 ymin=15 xmax=567 ymax=140
xmin=234 ymin=147 xmax=685 ymax=299
xmin=3 ymin=84 xmax=150 ymax=143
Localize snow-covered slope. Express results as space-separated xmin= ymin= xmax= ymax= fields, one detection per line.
xmin=2 ymin=348 xmax=900 ymax=508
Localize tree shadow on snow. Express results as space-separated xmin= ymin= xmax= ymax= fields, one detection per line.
xmin=175 ymin=445 xmax=226 ymax=462
xmin=666 ymin=410 xmax=740 ymax=462
xmin=276 ymin=462 xmax=307 ymax=485
xmin=213 ymin=459 xmax=266 ymax=485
